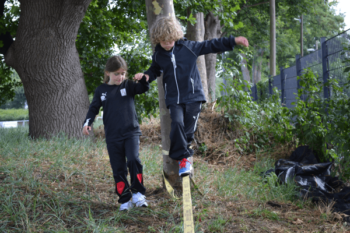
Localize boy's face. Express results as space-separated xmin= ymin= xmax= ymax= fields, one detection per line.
xmin=106 ymin=68 xmax=126 ymax=85
xmin=160 ymin=40 xmax=175 ymax=51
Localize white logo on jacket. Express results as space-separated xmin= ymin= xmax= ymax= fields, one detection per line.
xmin=101 ymin=92 xmax=107 ymax=101
xmin=120 ymin=88 xmax=127 ymax=96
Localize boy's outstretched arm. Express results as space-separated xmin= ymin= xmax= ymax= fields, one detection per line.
xmin=191 ymin=35 xmax=249 ymax=56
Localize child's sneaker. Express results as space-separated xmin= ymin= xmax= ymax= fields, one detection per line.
xmin=132 ymin=192 xmax=148 ymax=207
xmin=119 ymin=200 xmax=133 ymax=211
xmin=178 ymin=158 xmax=192 ymax=176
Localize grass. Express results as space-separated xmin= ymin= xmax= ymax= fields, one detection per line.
xmin=1 ymin=127 xmax=350 ymax=232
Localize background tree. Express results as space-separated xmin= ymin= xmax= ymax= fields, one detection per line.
xmin=0 ymin=0 xmax=21 ymax=106
xmin=145 ymin=0 xmax=182 ymax=191
xmin=204 ymin=11 xmax=223 ymax=102
xmin=228 ymin=0 xmax=345 ymax=81
xmin=2 ymin=0 xmax=94 ymax=138
xmin=186 ymin=10 xmax=209 ymax=100
xmin=0 ymin=71 xmax=26 ymax=109
xmin=211 ymin=0 xmax=345 ymax=92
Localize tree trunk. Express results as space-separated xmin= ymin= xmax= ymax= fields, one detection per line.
xmin=252 ymin=49 xmax=264 ymax=84
xmin=240 ymin=53 xmax=251 ymax=83
xmin=270 ymin=0 xmax=276 ymax=76
xmin=186 ymin=10 xmax=208 ymax=101
xmin=4 ymin=0 xmax=92 ymax=139
xmin=145 ymin=0 xmax=182 ymax=191
xmin=256 ymin=50 xmax=264 ymax=83
xmin=204 ymin=11 xmax=222 ymax=102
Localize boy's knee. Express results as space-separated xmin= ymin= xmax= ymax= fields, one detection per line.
xmin=171 ymin=118 xmax=184 ymax=128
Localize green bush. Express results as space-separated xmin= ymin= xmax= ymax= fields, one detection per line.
xmin=291 ymin=68 xmax=350 ymax=179
xmin=0 ymin=108 xmax=29 ymax=121
xmin=217 ymin=77 xmax=292 ymax=154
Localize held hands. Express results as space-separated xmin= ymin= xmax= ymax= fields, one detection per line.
xmin=83 ymin=125 xmax=91 ymax=135
xmin=133 ymin=73 xmax=149 ymax=82
xmin=235 ymin=36 xmax=249 ymax=47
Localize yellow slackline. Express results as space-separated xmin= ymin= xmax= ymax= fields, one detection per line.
xmin=162 ymin=171 xmax=179 ymax=199
xmin=161 ymin=149 xmax=197 ymax=232
xmin=163 ymin=173 xmax=199 ymax=232
xmin=182 ymin=175 xmax=195 ymax=233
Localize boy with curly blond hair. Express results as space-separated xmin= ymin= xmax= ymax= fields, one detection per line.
xmin=134 ymin=16 xmax=249 ymax=176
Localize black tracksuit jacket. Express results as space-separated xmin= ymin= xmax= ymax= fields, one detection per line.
xmin=144 ymin=36 xmax=237 ymax=107
xmin=83 ymin=77 xmax=149 ymax=142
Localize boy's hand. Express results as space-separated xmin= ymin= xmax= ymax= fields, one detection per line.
xmin=133 ymin=73 xmax=149 ymax=82
xmin=83 ymin=125 xmax=91 ymax=135
xmin=235 ymin=36 xmax=249 ymax=47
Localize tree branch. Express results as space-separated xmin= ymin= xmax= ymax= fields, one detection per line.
xmin=237 ymin=1 xmax=269 ymax=14
xmin=0 ymin=0 xmax=6 ymax=18
xmin=0 ymin=0 xmax=14 ymax=56
xmin=0 ymin=32 xmax=13 ymax=55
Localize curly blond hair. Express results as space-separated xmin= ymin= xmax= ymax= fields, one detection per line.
xmin=150 ymin=17 xmax=184 ymax=45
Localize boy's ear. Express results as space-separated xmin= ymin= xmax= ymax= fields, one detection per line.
xmin=105 ymin=71 xmax=110 ymax=76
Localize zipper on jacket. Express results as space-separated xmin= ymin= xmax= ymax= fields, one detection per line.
xmin=190 ymin=78 xmax=194 ymax=94
xmin=171 ymin=45 xmax=180 ymax=104
xmin=165 ymin=83 xmax=167 ymax=99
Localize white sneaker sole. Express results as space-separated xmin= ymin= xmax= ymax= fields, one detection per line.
xmin=179 ymin=167 xmax=193 ymax=177
xmin=135 ymin=202 xmax=148 ymax=207
xmin=119 ymin=202 xmax=133 ymax=211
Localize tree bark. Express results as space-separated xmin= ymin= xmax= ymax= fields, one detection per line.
xmin=4 ymin=0 xmax=92 ymax=139
xmin=186 ymin=10 xmax=208 ymax=101
xmin=256 ymin=50 xmax=264 ymax=83
xmin=270 ymin=0 xmax=276 ymax=76
xmin=204 ymin=11 xmax=222 ymax=102
xmin=145 ymin=0 xmax=182 ymax=191
xmin=252 ymin=49 xmax=264 ymax=84
xmin=240 ymin=53 xmax=251 ymax=83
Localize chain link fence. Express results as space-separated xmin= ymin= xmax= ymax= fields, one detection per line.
xmin=251 ymin=29 xmax=350 ymax=106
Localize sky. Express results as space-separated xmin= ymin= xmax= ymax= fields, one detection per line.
xmin=333 ymin=0 xmax=350 ymax=30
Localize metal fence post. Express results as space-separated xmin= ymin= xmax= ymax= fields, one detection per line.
xmin=280 ymin=67 xmax=285 ymax=104
xmin=296 ymin=54 xmax=302 ymax=100
xmin=321 ymin=37 xmax=329 ymax=99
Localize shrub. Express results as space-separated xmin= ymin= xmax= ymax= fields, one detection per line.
xmin=0 ymin=109 xmax=29 ymax=121
xmin=217 ymin=77 xmax=292 ymax=154
xmin=291 ymin=69 xmax=350 ymax=179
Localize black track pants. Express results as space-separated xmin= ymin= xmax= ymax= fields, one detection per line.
xmin=106 ymin=136 xmax=145 ymax=204
xmin=168 ymin=102 xmax=202 ymax=160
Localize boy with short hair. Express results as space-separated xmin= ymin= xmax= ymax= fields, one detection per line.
xmin=134 ymin=16 xmax=249 ymax=176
